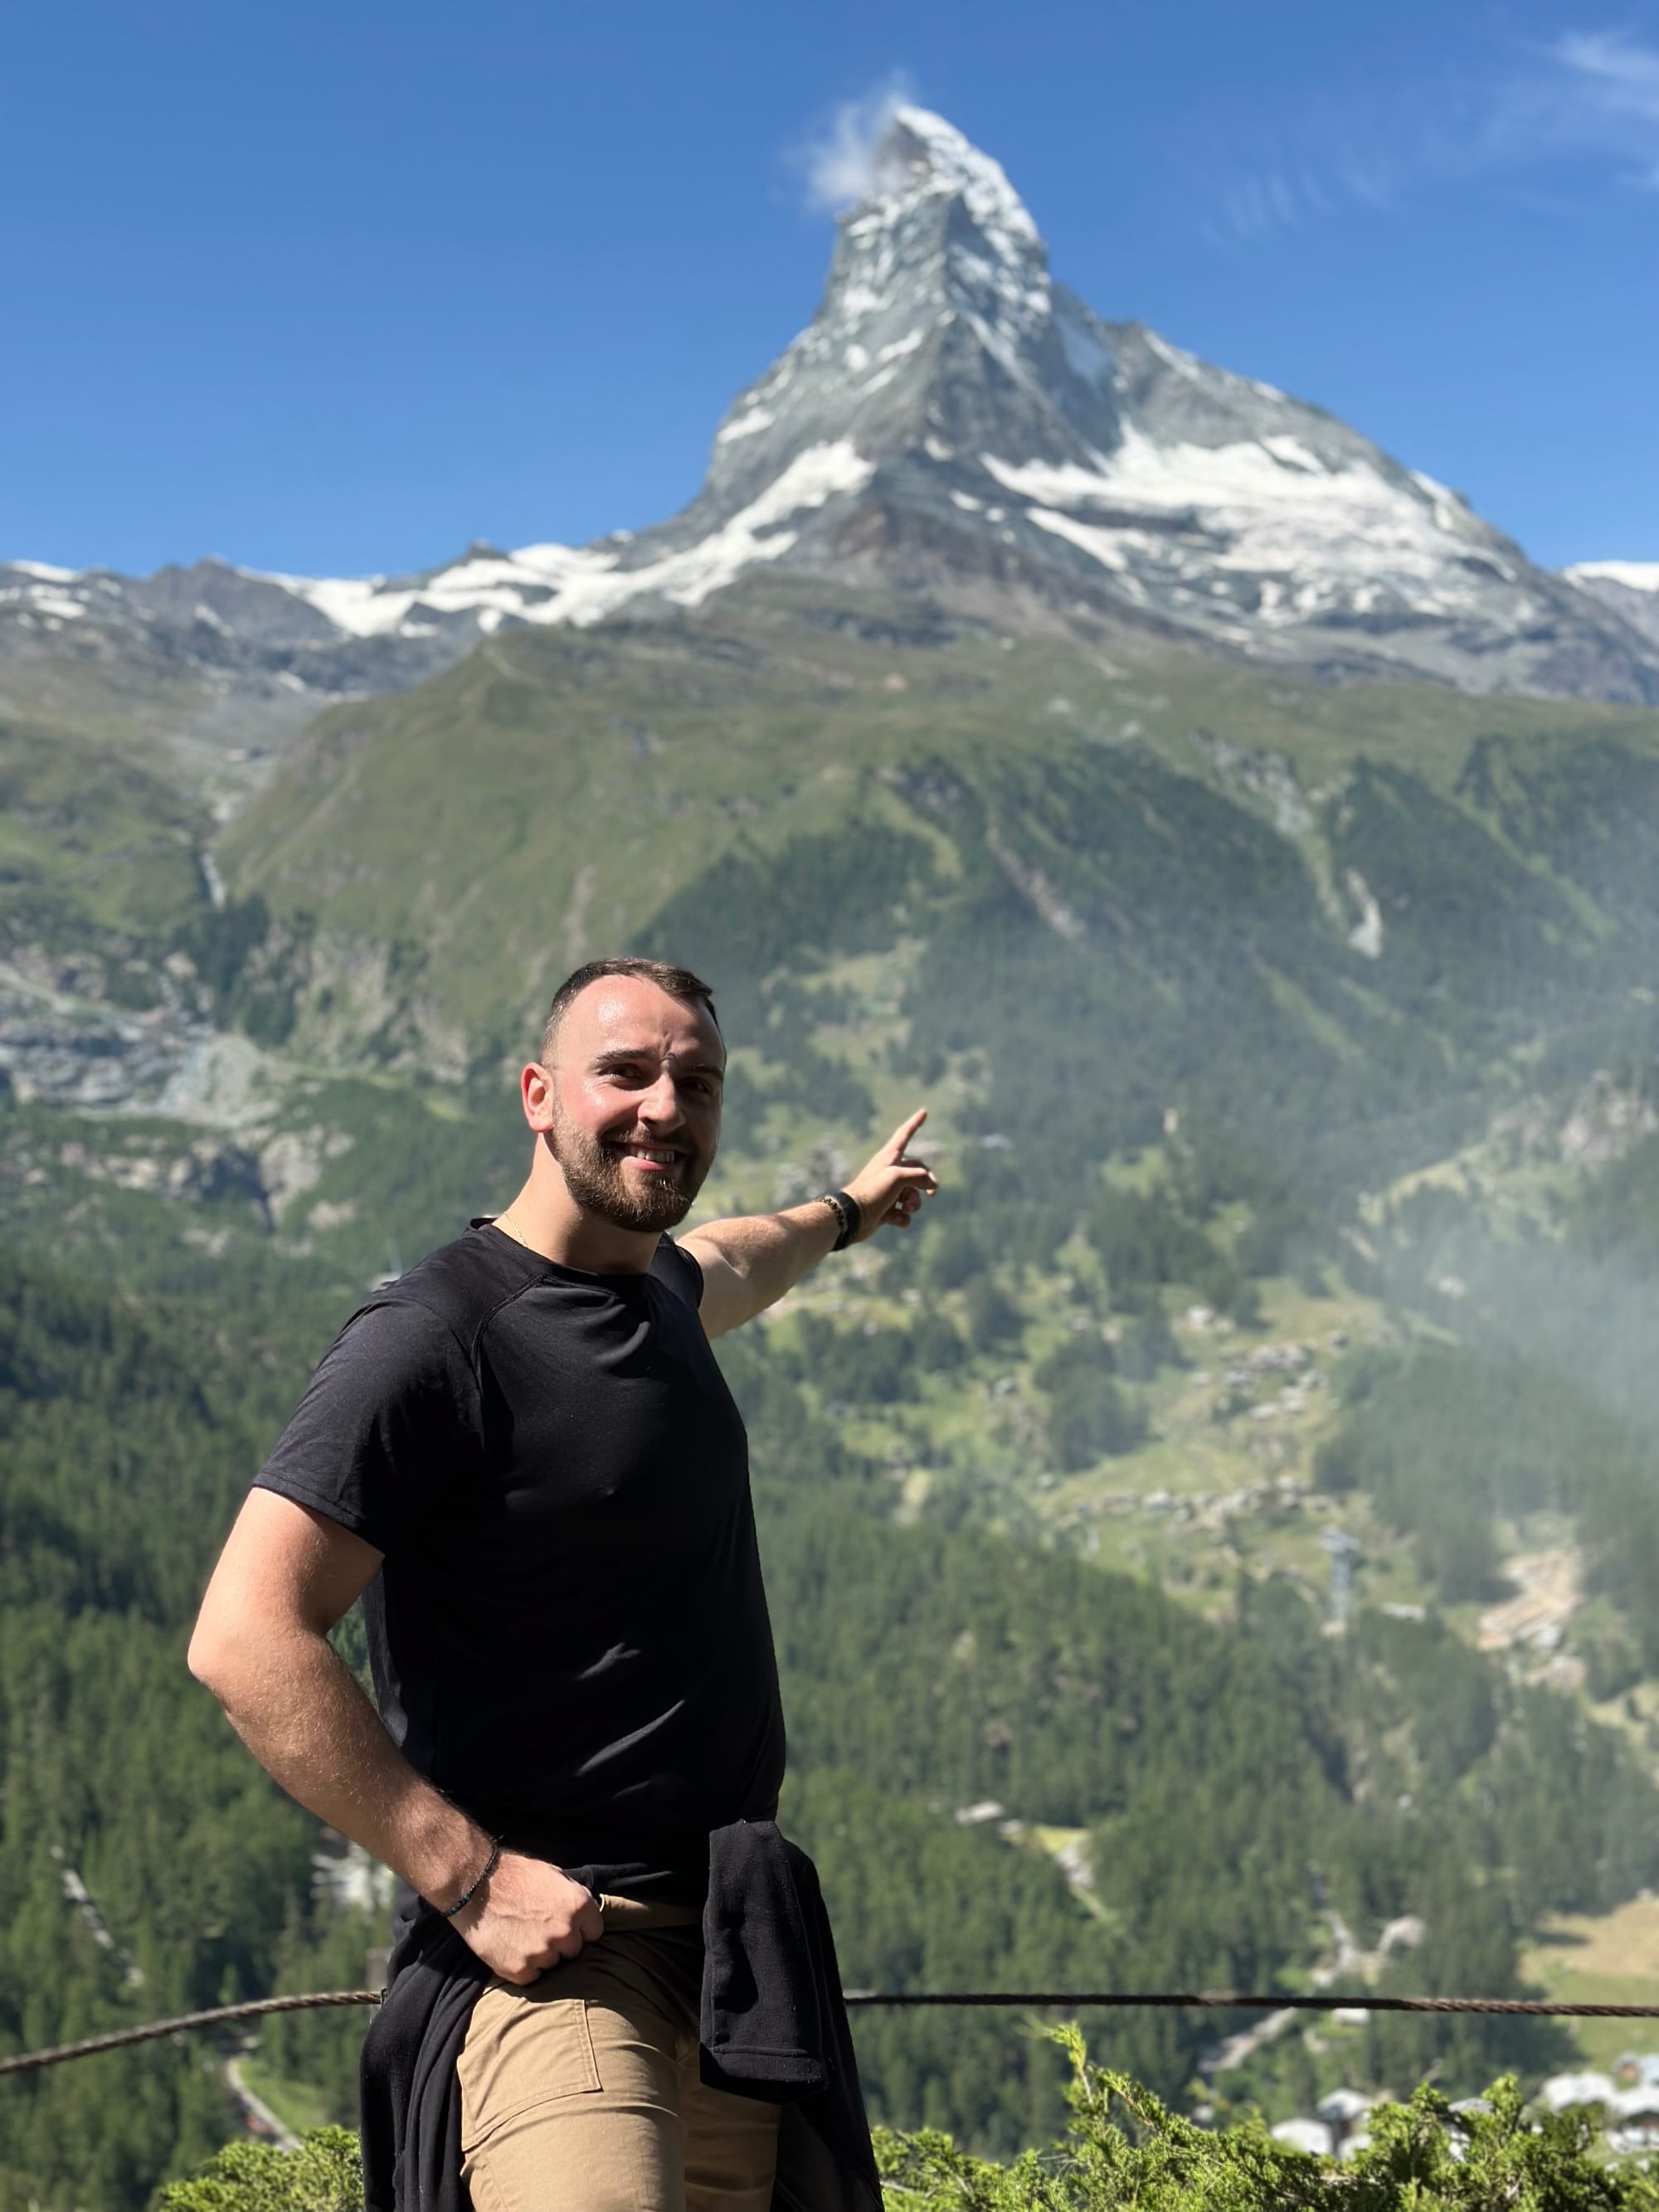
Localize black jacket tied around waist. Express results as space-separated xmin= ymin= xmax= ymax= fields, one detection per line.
xmin=359 ymin=1821 xmax=880 ymax=2212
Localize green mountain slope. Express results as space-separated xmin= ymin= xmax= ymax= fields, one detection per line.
xmin=1 ymin=713 xmax=208 ymax=970
xmin=213 ymin=584 xmax=1659 ymax=1190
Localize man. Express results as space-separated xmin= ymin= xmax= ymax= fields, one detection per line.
xmin=188 ymin=957 xmax=937 ymax=2212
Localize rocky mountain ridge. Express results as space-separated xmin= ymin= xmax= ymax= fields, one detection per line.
xmin=1566 ymin=562 xmax=1659 ymax=649
xmin=6 ymin=107 xmax=1657 ymax=718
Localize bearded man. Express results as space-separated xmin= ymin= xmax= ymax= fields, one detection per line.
xmin=189 ymin=958 xmax=936 ymax=2212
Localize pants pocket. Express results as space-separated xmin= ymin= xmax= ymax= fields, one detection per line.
xmin=459 ymin=1991 xmax=602 ymax=2151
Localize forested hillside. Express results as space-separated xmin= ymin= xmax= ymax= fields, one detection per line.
xmin=9 ymin=587 xmax=1659 ymax=2205
xmin=7 ymin=1183 xmax=1659 ymax=2198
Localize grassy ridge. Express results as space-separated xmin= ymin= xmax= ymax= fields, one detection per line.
xmin=213 ymin=585 xmax=1659 ymax=1094
xmin=0 ymin=714 xmax=207 ymax=963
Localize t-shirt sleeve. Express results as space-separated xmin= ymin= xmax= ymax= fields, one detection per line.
xmin=653 ymin=1234 xmax=704 ymax=1310
xmin=252 ymin=1300 xmax=481 ymax=1554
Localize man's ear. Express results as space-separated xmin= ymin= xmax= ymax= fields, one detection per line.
xmin=522 ymin=1062 xmax=555 ymax=1130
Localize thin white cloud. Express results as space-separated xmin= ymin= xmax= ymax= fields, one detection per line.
xmin=1223 ymin=173 xmax=1306 ymax=240
xmin=791 ymin=75 xmax=916 ymax=214
xmin=1492 ymin=30 xmax=1659 ymax=187
xmin=1214 ymin=27 xmax=1659 ymax=243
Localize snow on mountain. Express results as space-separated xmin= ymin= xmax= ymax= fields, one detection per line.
xmin=981 ymin=436 xmax=1500 ymax=628
xmin=268 ymin=545 xmax=609 ymax=637
xmin=271 ymin=440 xmax=875 ymax=635
xmin=7 ymin=105 xmax=1657 ymax=703
xmin=1569 ymin=562 xmax=1659 ymax=592
xmin=2 ymin=562 xmax=90 ymax=625
xmin=1564 ymin=562 xmax=1659 ymax=651
xmin=573 ymin=100 xmax=1657 ymax=698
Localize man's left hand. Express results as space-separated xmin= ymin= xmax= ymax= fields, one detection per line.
xmin=844 ymin=1109 xmax=939 ymax=1238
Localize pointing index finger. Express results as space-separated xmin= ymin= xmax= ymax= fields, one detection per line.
xmin=887 ymin=1107 xmax=928 ymax=1161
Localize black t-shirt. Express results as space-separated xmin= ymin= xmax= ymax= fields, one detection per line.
xmin=253 ymin=1223 xmax=786 ymax=1882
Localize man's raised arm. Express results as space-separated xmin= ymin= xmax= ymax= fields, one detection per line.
xmin=682 ymin=1107 xmax=937 ymax=1339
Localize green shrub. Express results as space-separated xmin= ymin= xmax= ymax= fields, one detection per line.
xmin=876 ymin=2031 xmax=1657 ymax=2210
xmin=153 ymin=2129 xmax=361 ymax=2212
xmin=166 ymin=2049 xmax=1659 ymax=2212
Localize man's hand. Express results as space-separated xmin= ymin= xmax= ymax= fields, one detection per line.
xmin=685 ymin=1105 xmax=939 ymax=1334
xmin=455 ymin=1851 xmax=605 ymax=1985
xmin=191 ymin=1495 xmax=607 ymax=1991
xmin=844 ymin=1108 xmax=938 ymax=1238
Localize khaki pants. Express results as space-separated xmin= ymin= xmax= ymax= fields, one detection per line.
xmin=458 ymin=1898 xmax=781 ymax=2212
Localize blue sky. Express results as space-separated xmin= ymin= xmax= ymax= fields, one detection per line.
xmin=5 ymin=0 xmax=1657 ymax=577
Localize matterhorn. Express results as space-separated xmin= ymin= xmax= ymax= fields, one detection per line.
xmin=6 ymin=105 xmax=1657 ymax=707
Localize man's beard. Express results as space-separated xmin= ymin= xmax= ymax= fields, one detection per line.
xmin=544 ymin=1105 xmax=712 ymax=1234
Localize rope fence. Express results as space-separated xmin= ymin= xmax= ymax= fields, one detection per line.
xmin=0 ymin=1994 xmax=383 ymax=2078
xmin=9 ymin=1986 xmax=1659 ymax=2078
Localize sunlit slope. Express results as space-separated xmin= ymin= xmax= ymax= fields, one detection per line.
xmin=220 ymin=586 xmax=1659 ymax=1174
xmin=1 ymin=712 xmax=208 ymax=950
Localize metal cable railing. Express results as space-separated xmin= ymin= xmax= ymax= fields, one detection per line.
xmin=7 ymin=1986 xmax=1659 ymax=2078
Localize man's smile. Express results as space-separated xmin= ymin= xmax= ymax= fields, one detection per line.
xmin=611 ymin=1143 xmax=686 ymax=1169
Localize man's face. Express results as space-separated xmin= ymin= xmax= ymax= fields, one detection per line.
xmin=537 ymin=977 xmax=723 ymax=1234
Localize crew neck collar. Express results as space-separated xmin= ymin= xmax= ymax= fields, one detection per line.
xmin=469 ymin=1217 xmax=659 ymax=1286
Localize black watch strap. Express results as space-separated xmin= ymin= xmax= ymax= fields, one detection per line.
xmin=820 ymin=1189 xmax=862 ymax=1251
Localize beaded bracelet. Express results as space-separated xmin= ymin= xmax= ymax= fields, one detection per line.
xmin=819 ymin=1189 xmax=862 ymax=1251
xmin=439 ymin=1836 xmax=502 ymax=1919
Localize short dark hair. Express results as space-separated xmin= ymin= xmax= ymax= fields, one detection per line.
xmin=540 ymin=958 xmax=720 ymax=1062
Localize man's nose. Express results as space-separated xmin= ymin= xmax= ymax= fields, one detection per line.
xmin=635 ymin=1072 xmax=687 ymax=1126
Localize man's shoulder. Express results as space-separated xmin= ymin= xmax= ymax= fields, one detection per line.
xmin=650 ymin=1233 xmax=703 ymax=1310
xmin=369 ymin=1226 xmax=533 ymax=1358
xmin=255 ymin=1233 xmax=512 ymax=1534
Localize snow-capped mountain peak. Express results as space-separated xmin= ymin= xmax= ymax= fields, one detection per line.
xmin=596 ymin=102 xmax=1656 ymax=699
xmin=867 ymin=106 xmax=1040 ymax=250
xmin=686 ymin=99 xmax=1110 ymax=528
xmin=6 ymin=107 xmax=1657 ymax=704
xmin=847 ymin=104 xmax=1046 ymax=338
